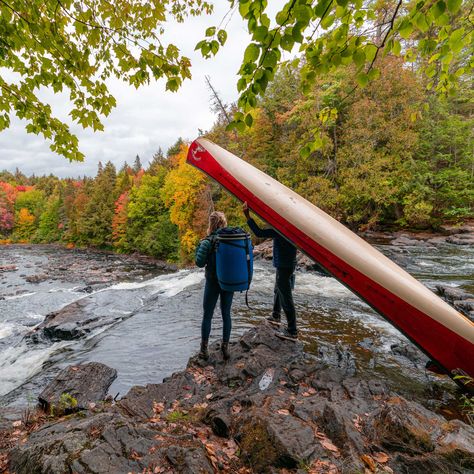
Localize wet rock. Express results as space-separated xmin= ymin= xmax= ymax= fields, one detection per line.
xmin=0 ymin=265 xmax=17 ymax=272
xmin=446 ymin=233 xmax=474 ymax=246
xmin=436 ymin=285 xmax=474 ymax=321
xmin=38 ymin=362 xmax=117 ymax=414
xmin=25 ymin=273 xmax=48 ymax=283
xmin=391 ymin=235 xmax=431 ymax=247
xmin=390 ymin=342 xmax=427 ymax=365
xmin=31 ymin=289 xmax=145 ymax=341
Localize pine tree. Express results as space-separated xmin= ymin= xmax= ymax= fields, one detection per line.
xmin=148 ymin=148 xmax=167 ymax=175
xmin=133 ymin=155 xmax=142 ymax=174
xmin=79 ymin=162 xmax=117 ymax=246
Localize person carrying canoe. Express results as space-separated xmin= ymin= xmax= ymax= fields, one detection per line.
xmin=243 ymin=202 xmax=298 ymax=340
xmin=195 ymin=211 xmax=234 ymax=360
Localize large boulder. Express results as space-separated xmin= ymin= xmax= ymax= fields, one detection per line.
xmin=38 ymin=362 xmax=117 ymax=414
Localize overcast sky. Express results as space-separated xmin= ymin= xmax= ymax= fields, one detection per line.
xmin=0 ymin=4 xmax=254 ymax=178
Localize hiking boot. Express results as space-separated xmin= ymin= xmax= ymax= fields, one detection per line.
xmin=266 ymin=315 xmax=282 ymax=327
xmin=221 ymin=342 xmax=230 ymax=361
xmin=276 ymin=328 xmax=298 ymax=342
xmin=199 ymin=339 xmax=209 ymax=360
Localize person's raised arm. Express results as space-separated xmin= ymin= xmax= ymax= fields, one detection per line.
xmin=243 ymin=202 xmax=277 ymax=238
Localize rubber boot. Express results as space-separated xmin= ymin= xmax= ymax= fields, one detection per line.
xmin=199 ymin=339 xmax=209 ymax=360
xmin=221 ymin=342 xmax=230 ymax=361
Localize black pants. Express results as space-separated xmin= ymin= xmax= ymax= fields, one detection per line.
xmin=202 ymin=277 xmax=234 ymax=343
xmin=272 ymin=267 xmax=297 ymax=334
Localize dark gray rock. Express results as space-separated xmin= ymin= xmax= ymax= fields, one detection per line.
xmin=436 ymin=285 xmax=474 ymax=321
xmin=8 ymin=323 xmax=474 ymax=474
xmin=38 ymin=362 xmax=117 ymax=413
xmin=30 ymin=289 xmax=145 ymax=341
xmin=166 ymin=446 xmax=213 ymax=473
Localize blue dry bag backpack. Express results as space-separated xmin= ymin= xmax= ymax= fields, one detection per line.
xmin=215 ymin=227 xmax=253 ymax=292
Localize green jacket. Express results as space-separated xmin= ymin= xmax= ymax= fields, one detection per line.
xmin=195 ymin=232 xmax=217 ymax=279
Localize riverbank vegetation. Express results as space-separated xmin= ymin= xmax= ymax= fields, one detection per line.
xmin=0 ymin=58 xmax=472 ymax=262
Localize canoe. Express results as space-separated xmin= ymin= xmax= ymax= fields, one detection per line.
xmin=187 ymin=138 xmax=474 ymax=384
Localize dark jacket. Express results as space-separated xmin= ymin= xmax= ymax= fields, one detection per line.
xmin=247 ymin=218 xmax=296 ymax=269
xmin=195 ymin=231 xmax=218 ymax=280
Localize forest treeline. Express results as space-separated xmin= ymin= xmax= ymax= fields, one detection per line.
xmin=0 ymin=57 xmax=472 ymax=262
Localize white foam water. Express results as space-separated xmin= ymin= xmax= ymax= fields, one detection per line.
xmin=110 ymin=270 xmax=204 ymax=297
xmin=0 ymin=322 xmax=15 ymax=340
xmin=0 ymin=342 xmax=67 ymax=396
xmin=3 ymin=292 xmax=37 ymax=301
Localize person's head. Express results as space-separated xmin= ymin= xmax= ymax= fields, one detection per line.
xmin=207 ymin=211 xmax=227 ymax=235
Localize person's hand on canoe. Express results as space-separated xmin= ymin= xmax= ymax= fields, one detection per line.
xmin=242 ymin=202 xmax=250 ymax=219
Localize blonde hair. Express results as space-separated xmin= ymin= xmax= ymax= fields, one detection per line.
xmin=207 ymin=211 xmax=227 ymax=235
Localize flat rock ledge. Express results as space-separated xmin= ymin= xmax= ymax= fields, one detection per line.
xmin=7 ymin=324 xmax=474 ymax=474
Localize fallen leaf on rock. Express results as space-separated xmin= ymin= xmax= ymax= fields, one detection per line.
xmin=372 ymin=452 xmax=389 ymax=463
xmin=171 ymin=400 xmax=180 ymax=410
xmin=309 ymin=459 xmax=339 ymax=473
xmin=361 ymin=454 xmax=376 ymax=471
xmin=277 ymin=409 xmax=290 ymax=416
xmin=308 ymin=387 xmax=317 ymax=394
xmin=320 ymin=438 xmax=340 ymax=454
xmin=353 ymin=414 xmax=362 ymax=432
xmin=205 ymin=393 xmax=213 ymax=400
xmin=302 ymin=391 xmax=310 ymax=397
xmin=231 ymin=402 xmax=242 ymax=414
xmin=12 ymin=420 xmax=22 ymax=427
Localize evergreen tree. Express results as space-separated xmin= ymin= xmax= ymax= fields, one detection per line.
xmin=148 ymin=148 xmax=167 ymax=175
xmin=79 ymin=162 xmax=117 ymax=246
xmin=133 ymin=155 xmax=142 ymax=174
xmin=166 ymin=138 xmax=184 ymax=158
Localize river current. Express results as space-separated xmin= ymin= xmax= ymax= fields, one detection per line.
xmin=1 ymin=241 xmax=473 ymax=410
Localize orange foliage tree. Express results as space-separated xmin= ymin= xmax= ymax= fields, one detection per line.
xmin=14 ymin=208 xmax=36 ymax=241
xmin=112 ymin=191 xmax=129 ymax=250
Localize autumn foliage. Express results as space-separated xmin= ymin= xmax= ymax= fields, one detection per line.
xmin=0 ymin=58 xmax=472 ymax=261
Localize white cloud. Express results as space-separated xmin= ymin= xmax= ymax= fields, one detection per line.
xmin=0 ymin=3 xmax=251 ymax=178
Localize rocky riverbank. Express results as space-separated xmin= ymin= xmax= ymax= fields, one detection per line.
xmin=0 ymin=244 xmax=176 ymax=299
xmin=1 ymin=323 xmax=473 ymax=474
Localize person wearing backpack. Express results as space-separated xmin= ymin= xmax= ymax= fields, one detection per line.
xmin=243 ymin=202 xmax=298 ymax=341
xmin=195 ymin=211 xmax=234 ymax=360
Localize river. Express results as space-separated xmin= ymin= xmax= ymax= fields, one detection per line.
xmin=1 ymin=240 xmax=473 ymax=414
